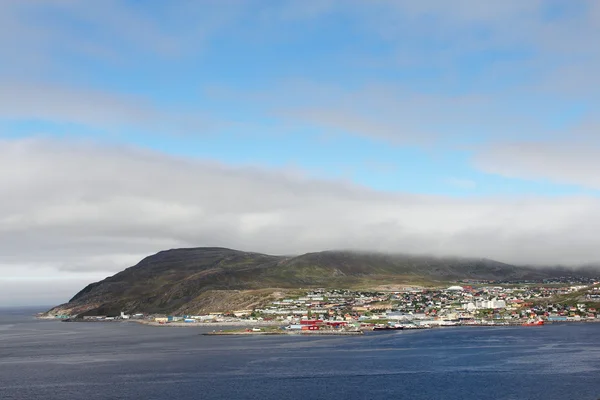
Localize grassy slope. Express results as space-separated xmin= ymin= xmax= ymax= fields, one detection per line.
xmin=534 ymin=284 xmax=600 ymax=308
xmin=45 ymin=247 xmax=596 ymax=316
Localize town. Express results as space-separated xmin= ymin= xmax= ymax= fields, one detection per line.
xmin=63 ymin=279 xmax=600 ymax=332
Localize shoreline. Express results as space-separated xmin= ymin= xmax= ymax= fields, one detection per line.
xmin=134 ymin=320 xmax=284 ymax=328
xmin=203 ymin=330 xmax=364 ymax=336
xmin=37 ymin=314 xmax=600 ymax=328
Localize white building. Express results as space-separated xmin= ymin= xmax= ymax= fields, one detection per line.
xmin=474 ymin=298 xmax=506 ymax=309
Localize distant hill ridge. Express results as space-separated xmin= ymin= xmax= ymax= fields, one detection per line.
xmin=46 ymin=247 xmax=596 ymax=316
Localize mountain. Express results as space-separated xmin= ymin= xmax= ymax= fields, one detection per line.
xmin=45 ymin=247 xmax=595 ymax=317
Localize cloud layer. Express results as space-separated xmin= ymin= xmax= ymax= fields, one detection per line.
xmin=474 ymin=141 xmax=600 ymax=190
xmin=2 ymin=2 xmax=600 ymax=305
xmin=3 ymin=137 xmax=600 ymax=282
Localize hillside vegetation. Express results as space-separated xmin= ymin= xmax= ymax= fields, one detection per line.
xmin=46 ymin=247 xmax=592 ymax=316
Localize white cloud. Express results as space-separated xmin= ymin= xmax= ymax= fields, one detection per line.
xmin=2 ymin=1 xmax=600 ymax=305
xmin=0 ymin=276 xmax=109 ymax=307
xmin=3 ymin=1 xmax=598 ymax=146
xmin=249 ymin=81 xmax=549 ymax=145
xmin=0 ymin=83 xmax=153 ymax=126
xmin=3 ymin=137 xmax=600 ymax=286
xmin=474 ymin=141 xmax=600 ymax=190
xmin=0 ymin=82 xmax=215 ymax=135
xmin=0 ymin=0 xmax=208 ymax=61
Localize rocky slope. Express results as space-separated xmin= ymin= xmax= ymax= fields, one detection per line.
xmin=45 ymin=247 xmax=592 ymax=316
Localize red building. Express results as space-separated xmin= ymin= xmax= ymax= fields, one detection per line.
xmin=300 ymin=319 xmax=323 ymax=325
xmin=326 ymin=321 xmax=348 ymax=327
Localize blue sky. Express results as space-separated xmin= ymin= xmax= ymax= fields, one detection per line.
xmin=2 ymin=1 xmax=600 ymax=304
xmin=2 ymin=0 xmax=598 ymax=196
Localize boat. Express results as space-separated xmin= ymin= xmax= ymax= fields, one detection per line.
xmin=402 ymin=323 xmax=419 ymax=329
xmin=439 ymin=320 xmax=458 ymax=327
xmin=522 ymin=318 xmax=544 ymax=326
xmin=389 ymin=323 xmax=404 ymax=330
xmin=373 ymin=324 xmax=390 ymax=331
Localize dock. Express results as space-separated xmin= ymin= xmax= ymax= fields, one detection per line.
xmin=203 ymin=330 xmax=364 ymax=336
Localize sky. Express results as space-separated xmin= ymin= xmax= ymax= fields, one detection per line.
xmin=2 ymin=0 xmax=600 ymax=306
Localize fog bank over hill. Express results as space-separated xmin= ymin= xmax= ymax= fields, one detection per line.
xmin=3 ymin=139 xmax=600 ymax=277
xmin=3 ymin=139 xmax=600 ymax=306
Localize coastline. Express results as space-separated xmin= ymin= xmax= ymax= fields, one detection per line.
xmin=38 ymin=316 xmax=600 ymax=328
xmin=134 ymin=320 xmax=283 ymax=328
xmin=203 ymin=330 xmax=364 ymax=336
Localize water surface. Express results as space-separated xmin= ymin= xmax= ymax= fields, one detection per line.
xmin=1 ymin=308 xmax=599 ymax=399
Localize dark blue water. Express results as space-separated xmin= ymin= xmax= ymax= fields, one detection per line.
xmin=1 ymin=308 xmax=600 ymax=400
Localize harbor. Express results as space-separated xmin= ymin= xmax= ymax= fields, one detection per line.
xmin=203 ymin=329 xmax=363 ymax=336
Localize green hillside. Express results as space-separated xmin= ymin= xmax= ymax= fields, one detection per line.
xmin=45 ymin=247 xmax=595 ymax=316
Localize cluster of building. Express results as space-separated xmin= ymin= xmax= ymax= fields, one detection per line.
xmin=149 ymin=281 xmax=600 ymax=327
xmin=52 ymin=280 xmax=599 ymax=328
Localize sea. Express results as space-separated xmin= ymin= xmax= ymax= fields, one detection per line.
xmin=1 ymin=307 xmax=600 ymax=400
